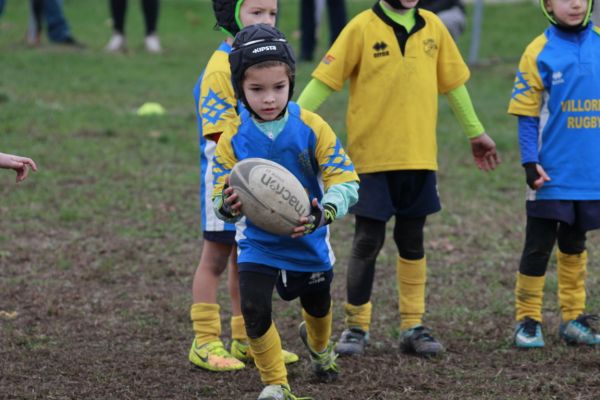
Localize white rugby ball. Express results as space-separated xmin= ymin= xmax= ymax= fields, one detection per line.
xmin=229 ymin=158 xmax=310 ymax=236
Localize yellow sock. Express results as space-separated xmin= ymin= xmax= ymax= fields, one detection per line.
xmin=302 ymin=306 xmax=332 ymax=353
xmin=190 ymin=303 xmax=221 ymax=346
xmin=515 ymin=273 xmax=545 ymax=322
xmin=231 ymin=315 xmax=247 ymax=342
xmin=557 ymin=249 xmax=587 ymax=322
xmin=249 ymin=322 xmax=287 ymax=386
xmin=344 ymin=302 xmax=372 ymax=332
xmin=397 ymin=256 xmax=426 ymax=330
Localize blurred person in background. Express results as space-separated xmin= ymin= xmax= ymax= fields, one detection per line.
xmin=105 ymin=0 xmax=161 ymax=53
xmin=26 ymin=0 xmax=83 ymax=46
xmin=592 ymin=0 xmax=600 ymax=25
xmin=419 ymin=0 xmax=465 ymax=40
xmin=299 ymin=0 xmax=347 ymax=61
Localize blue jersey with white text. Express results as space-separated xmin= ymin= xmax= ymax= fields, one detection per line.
xmin=508 ymin=24 xmax=600 ymax=200
xmin=212 ymin=102 xmax=359 ymax=272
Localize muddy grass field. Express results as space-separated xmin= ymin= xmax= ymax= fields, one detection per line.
xmin=2 ymin=1 xmax=600 ymax=399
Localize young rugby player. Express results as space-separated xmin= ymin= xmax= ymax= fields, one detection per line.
xmin=213 ymin=24 xmax=359 ymax=399
xmin=509 ymin=0 xmax=600 ymax=348
xmin=298 ymin=0 xmax=500 ymax=358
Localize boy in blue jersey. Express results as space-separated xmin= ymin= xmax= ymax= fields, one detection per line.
xmin=213 ymin=24 xmax=359 ymax=400
xmin=189 ymin=0 xmax=298 ymax=373
xmin=509 ymin=0 xmax=600 ymax=348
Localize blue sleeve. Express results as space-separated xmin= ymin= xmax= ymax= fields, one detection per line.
xmin=322 ymin=181 xmax=359 ymax=220
xmin=518 ymin=115 xmax=540 ymax=164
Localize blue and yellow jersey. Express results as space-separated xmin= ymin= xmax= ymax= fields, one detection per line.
xmin=212 ymin=102 xmax=359 ymax=272
xmin=311 ymin=4 xmax=469 ymax=173
xmin=193 ymin=41 xmax=238 ymax=232
xmin=508 ymin=24 xmax=600 ymax=200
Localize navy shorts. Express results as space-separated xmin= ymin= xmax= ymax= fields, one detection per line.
xmin=238 ymin=262 xmax=333 ymax=301
xmin=350 ymin=170 xmax=441 ymax=221
xmin=527 ymin=200 xmax=600 ymax=231
xmin=203 ymin=230 xmax=236 ymax=245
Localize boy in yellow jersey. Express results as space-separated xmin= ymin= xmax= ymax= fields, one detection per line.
xmin=188 ymin=0 xmax=297 ymax=372
xmin=298 ymin=0 xmax=500 ymax=358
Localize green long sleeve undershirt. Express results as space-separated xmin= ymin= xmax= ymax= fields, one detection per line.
xmin=297 ymin=79 xmax=484 ymax=139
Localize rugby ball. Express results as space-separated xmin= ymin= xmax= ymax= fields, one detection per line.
xmin=229 ymin=158 xmax=310 ymax=236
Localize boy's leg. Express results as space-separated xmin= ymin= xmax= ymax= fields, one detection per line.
xmin=239 ymin=268 xmax=287 ymax=386
xmin=393 ymin=216 xmax=443 ymax=356
xmin=229 ymin=259 xmax=299 ymax=365
xmin=189 ymin=239 xmax=243 ymax=371
xmin=298 ymin=274 xmax=338 ymax=382
xmin=393 ymin=216 xmax=426 ymax=330
xmin=555 ymin=222 xmax=600 ymax=344
xmin=513 ymin=216 xmax=556 ymax=348
xmin=556 ymin=223 xmax=587 ymax=322
xmin=336 ymin=215 xmax=385 ymax=355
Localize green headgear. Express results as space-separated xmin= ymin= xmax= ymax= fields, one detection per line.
xmin=212 ymin=0 xmax=244 ymax=37
xmin=540 ymin=0 xmax=594 ymax=28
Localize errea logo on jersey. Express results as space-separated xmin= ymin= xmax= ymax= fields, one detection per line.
xmin=252 ymin=45 xmax=277 ymax=54
xmin=372 ymin=41 xmax=389 ymax=58
xmin=552 ymin=71 xmax=565 ymax=86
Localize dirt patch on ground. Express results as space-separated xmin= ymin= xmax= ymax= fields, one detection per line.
xmin=2 ymin=219 xmax=600 ymax=400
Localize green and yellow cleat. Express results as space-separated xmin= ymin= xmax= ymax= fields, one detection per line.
xmin=189 ymin=338 xmax=245 ymax=372
xmin=230 ymin=339 xmax=300 ymax=365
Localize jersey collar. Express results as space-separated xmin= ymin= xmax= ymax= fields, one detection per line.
xmin=372 ymin=2 xmax=426 ymax=55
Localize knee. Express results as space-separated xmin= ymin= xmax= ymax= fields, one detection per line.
xmin=241 ymin=298 xmax=271 ymax=338
xmin=352 ymin=234 xmax=384 ymax=260
xmin=393 ymin=231 xmax=424 ymax=260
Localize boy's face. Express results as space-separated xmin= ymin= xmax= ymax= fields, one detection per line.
xmin=383 ymin=0 xmax=420 ymax=10
xmin=239 ymin=0 xmax=277 ymax=28
xmin=546 ymin=0 xmax=588 ymax=26
xmin=242 ymin=65 xmax=289 ymax=122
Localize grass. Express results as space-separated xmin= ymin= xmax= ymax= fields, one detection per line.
xmin=2 ymin=1 xmax=600 ymax=399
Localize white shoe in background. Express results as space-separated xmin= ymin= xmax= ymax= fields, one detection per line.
xmin=144 ymin=34 xmax=162 ymax=53
xmin=105 ymin=33 xmax=126 ymax=52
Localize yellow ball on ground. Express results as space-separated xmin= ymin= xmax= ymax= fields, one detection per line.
xmin=137 ymin=102 xmax=165 ymax=116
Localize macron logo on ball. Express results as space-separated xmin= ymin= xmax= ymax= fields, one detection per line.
xmin=252 ymin=45 xmax=277 ymax=54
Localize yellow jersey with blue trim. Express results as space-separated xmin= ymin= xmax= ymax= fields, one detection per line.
xmin=212 ymin=102 xmax=359 ymax=272
xmin=312 ymin=4 xmax=469 ymax=173
xmin=195 ymin=41 xmax=238 ymax=138
xmin=193 ymin=41 xmax=238 ymax=232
